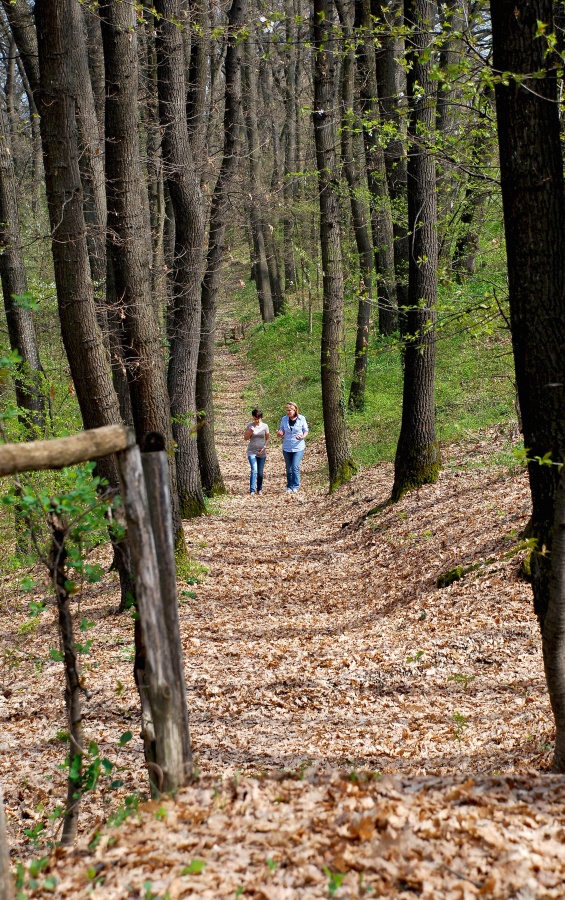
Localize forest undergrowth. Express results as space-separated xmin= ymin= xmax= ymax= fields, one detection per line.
xmin=1 ymin=333 xmax=564 ymax=899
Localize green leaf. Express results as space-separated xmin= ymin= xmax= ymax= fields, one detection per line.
xmin=181 ymin=859 xmax=206 ymax=875
xmin=119 ymin=731 xmax=133 ymax=745
xmin=49 ymin=648 xmax=64 ymax=662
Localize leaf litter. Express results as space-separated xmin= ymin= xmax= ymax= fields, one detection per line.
xmin=1 ymin=342 xmax=564 ymax=897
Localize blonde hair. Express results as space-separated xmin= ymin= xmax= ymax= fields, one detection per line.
xmin=286 ymin=401 xmax=299 ymax=415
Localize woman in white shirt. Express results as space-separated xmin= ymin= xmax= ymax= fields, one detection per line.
xmin=276 ymin=401 xmax=309 ymax=493
xmin=244 ymin=408 xmax=270 ymax=494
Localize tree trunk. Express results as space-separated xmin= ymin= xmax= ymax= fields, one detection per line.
xmin=391 ymin=0 xmax=440 ymax=503
xmin=34 ymin=0 xmax=135 ymax=607
xmin=243 ymin=33 xmax=274 ymax=323
xmin=355 ymin=0 xmax=397 ymax=336
xmin=100 ymin=0 xmax=185 ymax=548
xmin=186 ymin=0 xmax=210 ymax=178
xmin=155 ymin=0 xmax=206 ymax=519
xmin=0 ymin=89 xmax=45 ymax=430
xmin=313 ymin=0 xmax=356 ymax=491
xmin=491 ymin=0 xmax=565 ymax=772
xmin=336 ymin=0 xmax=374 ymax=411
xmin=196 ymin=0 xmax=247 ymax=496
xmin=48 ymin=514 xmax=84 ymax=847
xmin=283 ymin=0 xmax=297 ymax=292
xmin=372 ymin=0 xmax=409 ymax=320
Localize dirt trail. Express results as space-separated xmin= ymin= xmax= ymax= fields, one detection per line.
xmin=3 ymin=314 xmax=565 ymax=897
xmin=180 ymin=333 xmax=552 ymax=781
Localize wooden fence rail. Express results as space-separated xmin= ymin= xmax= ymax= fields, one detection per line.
xmin=0 ymin=424 xmax=134 ymax=477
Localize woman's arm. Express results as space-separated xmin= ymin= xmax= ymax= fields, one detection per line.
xmin=244 ymin=424 xmax=254 ymax=440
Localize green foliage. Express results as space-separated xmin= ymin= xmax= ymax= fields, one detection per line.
xmin=242 ymin=283 xmax=515 ymax=475
xmin=452 ymin=712 xmax=469 ymax=741
xmin=181 ymin=858 xmax=206 ymax=875
xmin=323 ymin=867 xmax=347 ymax=897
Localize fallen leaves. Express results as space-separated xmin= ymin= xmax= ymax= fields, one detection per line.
xmin=1 ymin=342 xmax=563 ymax=897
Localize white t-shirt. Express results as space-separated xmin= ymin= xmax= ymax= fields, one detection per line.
xmin=247 ymin=421 xmax=269 ymax=455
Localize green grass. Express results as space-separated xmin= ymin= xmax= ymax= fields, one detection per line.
xmin=237 ymin=294 xmax=515 ymax=472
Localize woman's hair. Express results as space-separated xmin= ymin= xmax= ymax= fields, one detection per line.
xmin=251 ymin=408 xmax=263 ymax=419
xmin=286 ymin=401 xmax=299 ymax=415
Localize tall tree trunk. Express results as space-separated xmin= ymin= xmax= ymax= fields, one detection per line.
xmin=355 ymin=0 xmax=397 ymax=336
xmin=491 ymin=0 xmax=565 ymax=772
xmin=391 ymin=0 xmax=440 ymax=502
xmin=139 ymin=18 xmax=167 ymax=312
xmin=283 ymin=0 xmax=297 ymax=292
xmin=196 ymin=0 xmax=247 ymax=496
xmin=372 ymin=0 xmax=409 ymax=320
xmin=336 ymin=0 xmax=374 ymax=411
xmin=100 ymin=0 xmax=185 ymax=548
xmin=313 ymin=0 xmax=356 ymax=491
xmin=0 ymin=90 xmax=45 ymax=430
xmin=186 ymin=0 xmax=210 ymax=178
xmin=155 ymin=0 xmax=206 ymax=519
xmin=33 ymin=0 xmax=135 ymax=607
xmin=243 ymin=33 xmax=274 ymax=322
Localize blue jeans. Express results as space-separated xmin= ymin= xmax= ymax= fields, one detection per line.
xmin=283 ymin=449 xmax=305 ymax=490
xmin=248 ymin=453 xmax=266 ymax=493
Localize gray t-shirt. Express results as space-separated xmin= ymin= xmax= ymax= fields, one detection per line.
xmin=247 ymin=421 xmax=269 ymax=455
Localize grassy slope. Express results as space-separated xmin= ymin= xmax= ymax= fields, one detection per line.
xmin=235 ymin=283 xmax=516 ymax=472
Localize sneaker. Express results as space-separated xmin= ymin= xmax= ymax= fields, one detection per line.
xmin=286 ymin=488 xmax=293 ymax=493
xmin=292 ymin=488 xmax=299 ymax=493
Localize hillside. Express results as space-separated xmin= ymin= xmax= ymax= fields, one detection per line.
xmin=2 ymin=338 xmax=564 ymax=898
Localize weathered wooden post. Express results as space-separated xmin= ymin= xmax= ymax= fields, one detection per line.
xmin=117 ymin=439 xmax=191 ymax=794
xmin=141 ymin=433 xmax=192 ymax=776
xmin=0 ymin=424 xmax=193 ymax=799
xmin=0 ymin=781 xmax=14 ymax=900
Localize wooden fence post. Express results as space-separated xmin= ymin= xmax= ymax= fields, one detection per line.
xmin=141 ymin=433 xmax=192 ymax=777
xmin=117 ymin=443 xmax=188 ymax=794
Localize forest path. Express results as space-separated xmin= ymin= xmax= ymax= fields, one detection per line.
xmin=3 ymin=306 xmax=565 ymax=896
xmin=180 ymin=317 xmax=551 ymax=782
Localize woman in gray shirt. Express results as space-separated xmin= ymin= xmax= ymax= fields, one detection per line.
xmin=244 ymin=408 xmax=270 ymax=494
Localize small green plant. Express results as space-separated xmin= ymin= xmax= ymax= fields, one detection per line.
xmin=56 ymin=729 xmax=70 ymax=743
xmin=266 ymin=857 xmax=277 ymax=873
xmin=154 ymin=805 xmax=168 ymax=821
xmin=17 ymin=618 xmax=39 ymax=636
xmin=452 ymin=712 xmax=469 ymax=741
xmin=406 ymin=650 xmax=424 ymax=663
xmin=323 ymin=867 xmax=347 ymax=897
xmin=235 ymin=888 xmax=245 ymax=899
xmin=448 ymin=673 xmax=476 ymax=690
xmin=107 ymin=794 xmax=140 ymax=829
xmin=23 ymin=822 xmax=45 ymax=846
xmin=181 ymin=859 xmax=206 ymax=875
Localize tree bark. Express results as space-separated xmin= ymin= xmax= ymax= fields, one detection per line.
xmin=154 ymin=0 xmax=206 ymax=518
xmin=34 ymin=0 xmax=137 ymax=608
xmin=0 ymin=89 xmax=45 ymax=430
xmin=243 ymin=33 xmax=274 ymax=322
xmin=491 ymin=0 xmax=565 ymax=772
xmin=282 ymin=0 xmax=297 ymax=291
xmin=313 ymin=0 xmax=356 ymax=491
xmin=196 ymin=0 xmax=247 ymax=497
xmin=48 ymin=514 xmax=84 ymax=847
xmin=354 ymin=0 xmax=397 ymax=336
xmin=391 ymin=0 xmax=440 ymax=503
xmin=372 ymin=0 xmax=409 ymax=319
xmin=100 ymin=0 xmax=185 ymax=547
xmin=336 ymin=0 xmax=374 ymax=411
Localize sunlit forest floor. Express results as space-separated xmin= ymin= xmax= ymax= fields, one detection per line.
xmin=2 ymin=332 xmax=565 ymax=898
